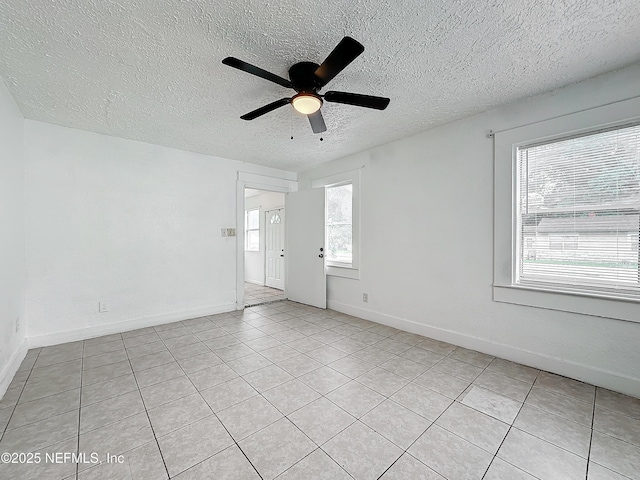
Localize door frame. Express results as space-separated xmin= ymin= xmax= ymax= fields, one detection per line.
xmin=236 ymin=172 xmax=296 ymax=310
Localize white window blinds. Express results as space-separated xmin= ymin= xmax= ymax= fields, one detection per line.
xmin=516 ymin=123 xmax=640 ymax=296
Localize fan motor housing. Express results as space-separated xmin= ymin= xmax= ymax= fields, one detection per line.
xmin=288 ymin=62 xmax=321 ymax=93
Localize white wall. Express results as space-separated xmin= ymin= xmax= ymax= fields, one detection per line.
xmin=244 ymin=191 xmax=285 ymax=285
xmin=298 ymin=63 xmax=640 ymax=397
xmin=0 ymin=78 xmax=27 ymax=397
xmin=24 ymin=121 xmax=295 ymax=345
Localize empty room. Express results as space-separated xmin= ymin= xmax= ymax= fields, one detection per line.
xmin=1 ymin=1 xmax=640 ymax=479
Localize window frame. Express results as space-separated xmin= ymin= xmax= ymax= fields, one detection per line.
xmin=493 ymin=96 xmax=640 ymax=323
xmin=244 ymin=208 xmax=260 ymax=252
xmin=312 ymin=169 xmax=361 ymax=279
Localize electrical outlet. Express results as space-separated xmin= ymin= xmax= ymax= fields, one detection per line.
xmin=99 ymin=302 xmax=109 ymax=313
xmin=363 ymin=293 xmax=368 ymax=303
xmin=15 ymin=317 xmax=20 ymax=333
xmin=221 ymin=228 xmax=227 ymax=237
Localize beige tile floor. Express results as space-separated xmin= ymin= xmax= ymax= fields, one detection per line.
xmin=1 ymin=300 xmax=639 ymax=479
xmin=245 ymin=283 xmax=285 ymax=307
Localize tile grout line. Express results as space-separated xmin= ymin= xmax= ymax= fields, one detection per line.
xmin=123 ymin=338 xmax=172 ymax=480
xmin=585 ymin=388 xmax=597 ymax=480
xmin=0 ymin=347 xmax=42 ymax=444
xmin=384 ymin=349 xmax=498 ymax=480
xmin=151 ymin=319 xmax=266 ymax=480
xmin=74 ymin=340 xmax=85 ymax=480
xmin=480 ymin=369 xmax=543 ymax=480
xmin=4 ymin=306 xmax=637 ymax=480
xmin=157 ymin=304 xmax=381 ymax=478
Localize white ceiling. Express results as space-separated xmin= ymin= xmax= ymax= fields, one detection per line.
xmin=1 ymin=1 xmax=640 ymax=172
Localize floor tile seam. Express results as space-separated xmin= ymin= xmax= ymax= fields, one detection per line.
xmin=375 ymin=438 xmax=449 ymax=480
xmin=464 ymin=379 xmax=532 ymax=404
xmin=5 ymin=390 xmax=83 ymax=432
xmin=481 ymin=369 xmax=541 ymax=480
xmin=472 ymin=369 xmax=536 ymax=391
xmin=443 ymin=348 xmax=496 ymax=368
xmin=0 ymin=348 xmax=42 ymax=443
xmin=591 ymin=402 xmax=640 ymax=423
xmin=82 ymin=355 xmax=133 ymax=372
xmin=81 ymin=345 xmax=127 ymax=359
xmin=531 ymin=380 xmax=596 ymax=404
xmin=373 ymin=402 xmax=452 ymax=480
xmin=349 ymin=372 xmax=408 ymax=398
xmin=587 ymin=460 xmax=636 ymax=480
xmin=526 ymin=383 xmax=596 ymax=413
xmin=152 ymin=321 xmax=188 ymax=334
xmin=271 ymin=446 xmax=355 ymax=480
xmin=123 ymin=354 xmax=171 ymax=480
xmin=1 ymin=429 xmax=81 ymax=455
xmin=375 ymin=363 xmax=430 ymax=382
xmin=504 ymin=423 xmax=592 ymax=460
xmin=147 ymin=327 xmax=268 ymax=480
xmin=590 ymin=428 xmax=640 ymax=450
xmin=481 ymin=457 xmax=544 ymax=480
xmin=74 ymin=341 xmax=86 ymax=479
xmin=519 ymin=402 xmax=598 ymax=431
xmin=33 ymin=355 xmax=84 ymax=369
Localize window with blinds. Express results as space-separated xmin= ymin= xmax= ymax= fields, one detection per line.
xmin=516 ymin=123 xmax=640 ymax=296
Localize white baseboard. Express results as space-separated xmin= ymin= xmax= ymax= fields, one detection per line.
xmin=329 ymin=300 xmax=640 ymax=398
xmin=27 ymin=303 xmax=237 ymax=349
xmin=245 ymin=280 xmax=264 ymax=286
xmin=0 ymin=339 xmax=28 ymax=401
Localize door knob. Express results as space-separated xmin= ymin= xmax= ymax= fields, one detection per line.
xmin=319 ymin=254 xmax=324 ymax=258
xmin=280 ymin=254 xmax=284 ymax=257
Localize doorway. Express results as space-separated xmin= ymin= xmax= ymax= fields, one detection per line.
xmin=244 ymin=188 xmax=286 ymax=306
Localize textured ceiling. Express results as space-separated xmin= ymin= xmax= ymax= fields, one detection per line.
xmin=1 ymin=0 xmax=640 ymax=172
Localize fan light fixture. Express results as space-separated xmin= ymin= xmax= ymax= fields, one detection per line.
xmin=291 ymin=93 xmax=322 ymax=114
xmin=222 ymin=37 xmax=390 ymax=134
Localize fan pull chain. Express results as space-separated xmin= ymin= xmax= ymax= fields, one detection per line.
xmin=290 ymin=114 xmax=293 ymax=140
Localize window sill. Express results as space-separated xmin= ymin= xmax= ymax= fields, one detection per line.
xmin=326 ymin=265 xmax=360 ymax=279
xmin=493 ymin=284 xmax=640 ymax=323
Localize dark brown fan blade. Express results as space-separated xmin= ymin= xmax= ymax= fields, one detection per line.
xmin=314 ymin=37 xmax=364 ymax=87
xmin=308 ymin=110 xmax=327 ymax=134
xmin=324 ymin=91 xmax=390 ymax=110
xmin=240 ymin=98 xmax=291 ymax=120
xmin=222 ymin=57 xmax=292 ymax=89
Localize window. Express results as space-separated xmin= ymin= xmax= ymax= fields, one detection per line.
xmin=494 ymin=96 xmax=640 ymax=322
xmin=516 ymin=125 xmax=640 ymax=294
xmin=312 ymin=169 xmax=360 ymax=278
xmin=245 ymin=209 xmax=259 ymax=251
xmin=326 ymin=183 xmax=353 ymax=265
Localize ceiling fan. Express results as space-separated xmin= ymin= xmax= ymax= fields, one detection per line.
xmin=222 ymin=37 xmax=390 ymax=134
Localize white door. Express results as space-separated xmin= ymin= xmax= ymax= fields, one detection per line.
xmin=285 ymin=188 xmax=326 ymax=308
xmin=265 ymin=208 xmax=285 ymax=290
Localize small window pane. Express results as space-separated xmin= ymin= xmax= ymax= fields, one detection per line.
xmin=326 ymin=184 xmax=353 ymax=265
xmin=246 ymin=209 xmax=259 ymax=229
xmin=247 ymin=230 xmax=259 ymax=251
